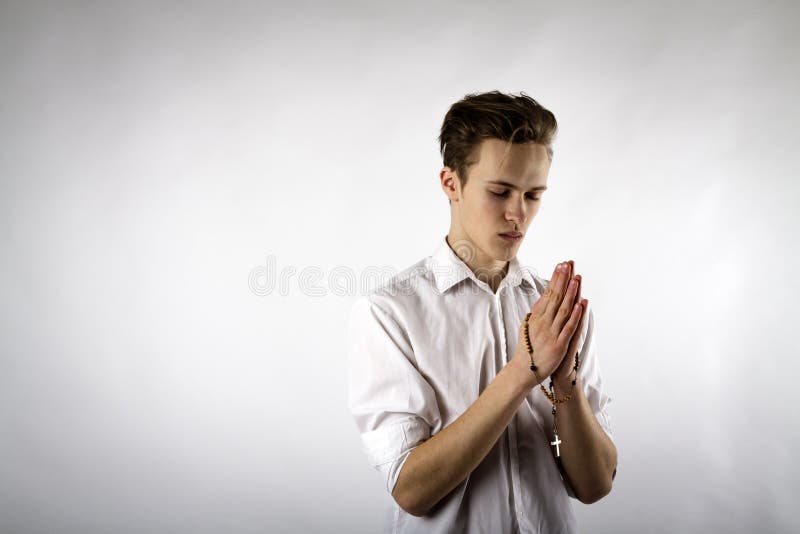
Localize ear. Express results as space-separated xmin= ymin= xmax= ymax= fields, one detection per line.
xmin=440 ymin=167 xmax=460 ymax=203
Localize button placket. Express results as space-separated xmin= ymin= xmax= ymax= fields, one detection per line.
xmin=495 ymin=290 xmax=528 ymax=529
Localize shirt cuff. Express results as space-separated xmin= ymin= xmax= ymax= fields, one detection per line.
xmin=360 ymin=416 xmax=431 ymax=494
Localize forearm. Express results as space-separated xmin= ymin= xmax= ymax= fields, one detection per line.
xmin=392 ymin=357 xmax=532 ymax=516
xmin=553 ymin=377 xmax=617 ymax=503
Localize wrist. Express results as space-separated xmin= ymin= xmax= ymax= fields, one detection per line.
xmin=553 ymin=375 xmax=581 ymax=397
xmin=508 ymin=355 xmax=542 ymax=393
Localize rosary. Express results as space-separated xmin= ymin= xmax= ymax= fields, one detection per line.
xmin=523 ymin=312 xmax=580 ymax=458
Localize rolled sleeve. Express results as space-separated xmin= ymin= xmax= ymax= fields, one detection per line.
xmin=578 ymin=306 xmax=614 ymax=445
xmin=347 ymin=295 xmax=442 ymax=494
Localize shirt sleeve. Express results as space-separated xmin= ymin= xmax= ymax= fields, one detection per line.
xmin=560 ymin=303 xmax=618 ymax=499
xmin=346 ymin=294 xmax=442 ymax=495
xmin=579 ymin=305 xmax=614 ymax=443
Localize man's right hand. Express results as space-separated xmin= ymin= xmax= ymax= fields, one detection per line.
xmin=512 ymin=260 xmax=584 ymax=390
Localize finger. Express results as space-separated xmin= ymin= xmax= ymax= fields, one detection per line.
xmin=557 ymin=298 xmax=585 ymax=348
xmin=565 ymin=262 xmax=578 ymax=308
xmin=571 ymin=277 xmax=583 ymax=339
xmin=545 ymin=261 xmax=569 ymax=319
xmin=542 ymin=262 xmax=563 ymax=309
xmin=564 ymin=266 xmax=581 ymax=325
xmin=533 ymin=261 xmax=562 ymax=316
xmin=553 ymin=273 xmax=580 ymax=333
xmin=544 ymin=262 xmax=563 ymax=301
xmin=563 ymin=290 xmax=585 ymax=357
xmin=571 ymin=299 xmax=589 ymax=355
xmin=561 ymin=260 xmax=574 ymax=296
xmin=550 ymin=261 xmax=561 ymax=280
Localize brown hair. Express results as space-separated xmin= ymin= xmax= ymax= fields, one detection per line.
xmin=438 ymin=90 xmax=558 ymax=203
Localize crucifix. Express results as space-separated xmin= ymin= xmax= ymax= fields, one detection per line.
xmin=550 ymin=434 xmax=562 ymax=457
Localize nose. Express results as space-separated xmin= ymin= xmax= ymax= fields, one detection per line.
xmin=505 ymin=197 xmax=527 ymax=227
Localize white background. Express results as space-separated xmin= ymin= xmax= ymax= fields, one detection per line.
xmin=1 ymin=1 xmax=798 ymax=533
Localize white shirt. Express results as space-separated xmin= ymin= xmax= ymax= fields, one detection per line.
xmin=347 ymin=235 xmax=615 ymax=534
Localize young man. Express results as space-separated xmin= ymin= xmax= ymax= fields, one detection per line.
xmin=347 ymin=91 xmax=617 ymax=533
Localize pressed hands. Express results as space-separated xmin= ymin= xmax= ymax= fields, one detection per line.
xmin=388 ymin=261 xmax=609 ymax=516
xmin=513 ymin=260 xmax=588 ymax=394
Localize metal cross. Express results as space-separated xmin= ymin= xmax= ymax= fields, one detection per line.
xmin=551 ymin=434 xmax=562 ymax=457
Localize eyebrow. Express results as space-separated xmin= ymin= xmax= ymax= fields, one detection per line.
xmin=486 ymin=180 xmax=548 ymax=191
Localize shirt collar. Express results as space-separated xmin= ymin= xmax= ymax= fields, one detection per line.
xmin=430 ymin=235 xmax=536 ymax=294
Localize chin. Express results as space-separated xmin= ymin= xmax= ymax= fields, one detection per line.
xmin=495 ymin=235 xmax=521 ymax=249
xmin=492 ymin=243 xmax=517 ymax=260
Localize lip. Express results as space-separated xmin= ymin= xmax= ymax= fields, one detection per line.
xmin=499 ymin=233 xmax=522 ymax=242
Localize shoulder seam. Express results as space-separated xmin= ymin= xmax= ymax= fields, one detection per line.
xmin=368 ymin=258 xmax=431 ymax=297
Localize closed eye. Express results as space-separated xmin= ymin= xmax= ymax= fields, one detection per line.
xmin=492 ymin=191 xmax=542 ymax=201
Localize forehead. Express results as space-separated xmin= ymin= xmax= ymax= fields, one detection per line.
xmin=471 ymin=138 xmax=550 ymax=182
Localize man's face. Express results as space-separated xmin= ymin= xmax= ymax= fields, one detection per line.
xmin=442 ymin=138 xmax=551 ymax=268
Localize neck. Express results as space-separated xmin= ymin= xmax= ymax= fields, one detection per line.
xmin=445 ymin=234 xmax=509 ymax=291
